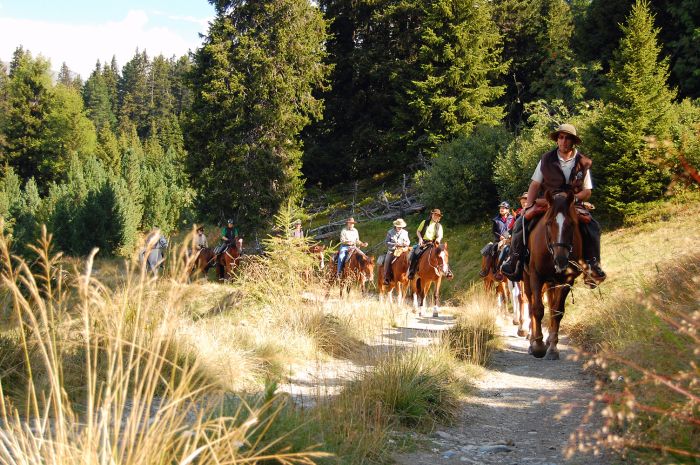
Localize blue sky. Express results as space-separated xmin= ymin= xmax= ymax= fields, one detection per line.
xmin=0 ymin=0 xmax=215 ymax=78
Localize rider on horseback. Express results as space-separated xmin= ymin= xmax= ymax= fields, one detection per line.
xmin=479 ymin=201 xmax=514 ymax=278
xmin=196 ymin=225 xmax=208 ymax=250
xmin=408 ymin=209 xmax=446 ymax=280
xmin=337 ymin=217 xmax=368 ymax=278
xmin=501 ymin=123 xmax=606 ymax=287
xmin=382 ymin=218 xmax=410 ymax=285
xmin=215 ymin=219 xmax=239 ymax=255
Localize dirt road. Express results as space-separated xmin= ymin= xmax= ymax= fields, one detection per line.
xmin=394 ymin=315 xmax=606 ymax=465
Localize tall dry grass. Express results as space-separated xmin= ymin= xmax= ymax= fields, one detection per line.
xmin=566 ymin=254 xmax=700 ymax=463
xmin=0 ymin=225 xmax=329 ymax=464
xmin=443 ymin=292 xmax=501 ymax=366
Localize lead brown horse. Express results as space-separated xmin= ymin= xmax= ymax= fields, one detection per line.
xmin=377 ymin=246 xmax=411 ymax=305
xmin=523 ymin=190 xmax=583 ymax=359
xmin=412 ymin=242 xmax=451 ymax=317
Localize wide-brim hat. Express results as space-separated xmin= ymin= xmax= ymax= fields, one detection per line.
xmin=519 ymin=192 xmax=528 ymax=199
xmin=346 ymin=217 xmax=357 ymax=224
xmin=430 ymin=209 xmax=442 ymax=217
xmin=549 ymin=123 xmax=581 ymax=145
xmin=393 ymin=218 xmax=407 ymax=228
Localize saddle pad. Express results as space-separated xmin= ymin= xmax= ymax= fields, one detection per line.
xmin=377 ymin=254 xmax=385 ymax=266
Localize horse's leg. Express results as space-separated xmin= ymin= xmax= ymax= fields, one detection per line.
xmin=544 ymin=286 xmax=568 ymax=360
xmin=510 ymin=280 xmax=520 ymax=326
xmin=527 ymin=273 xmax=547 ymax=358
xmin=432 ymin=278 xmax=441 ymax=317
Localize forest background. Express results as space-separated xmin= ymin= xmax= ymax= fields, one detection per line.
xmin=0 ymin=0 xmax=698 ymax=257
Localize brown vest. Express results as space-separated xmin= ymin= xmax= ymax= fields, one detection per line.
xmin=538 ymin=148 xmax=592 ymax=196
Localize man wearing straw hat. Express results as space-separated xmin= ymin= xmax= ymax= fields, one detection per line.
xmin=382 ymin=218 xmax=410 ymax=285
xmin=501 ymin=123 xmax=606 ymax=287
xmin=336 ymin=217 xmax=368 ymax=278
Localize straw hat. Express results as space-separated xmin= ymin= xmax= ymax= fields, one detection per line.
xmin=293 ymin=219 xmax=301 ymax=226
xmin=346 ymin=217 xmax=357 ymax=224
xmin=393 ymin=218 xmax=407 ymax=228
xmin=549 ymin=123 xmax=581 ymax=145
xmin=430 ymin=209 xmax=442 ymax=217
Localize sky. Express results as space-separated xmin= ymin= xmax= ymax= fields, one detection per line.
xmin=0 ymin=0 xmax=215 ymax=79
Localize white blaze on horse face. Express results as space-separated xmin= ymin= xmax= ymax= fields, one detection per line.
xmin=555 ymin=212 xmax=565 ymax=245
xmin=439 ymin=251 xmax=449 ymax=274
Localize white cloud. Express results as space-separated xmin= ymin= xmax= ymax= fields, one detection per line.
xmin=0 ymin=10 xmax=206 ymax=79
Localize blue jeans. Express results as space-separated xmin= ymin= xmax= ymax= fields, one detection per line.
xmin=337 ymin=245 xmax=350 ymax=276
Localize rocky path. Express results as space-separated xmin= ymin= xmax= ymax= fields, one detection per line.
xmin=394 ymin=315 xmax=606 ymax=465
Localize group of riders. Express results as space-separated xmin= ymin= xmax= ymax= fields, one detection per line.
xmin=186 ymin=122 xmax=606 ymax=289
xmin=335 ymin=208 xmax=453 ymax=283
xmin=334 ymin=122 xmax=607 ymax=290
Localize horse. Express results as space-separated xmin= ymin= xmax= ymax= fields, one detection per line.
xmin=329 ymin=247 xmax=374 ymax=297
xmin=412 ymin=242 xmax=451 ymax=317
xmin=216 ymin=237 xmax=243 ymax=281
xmin=377 ymin=246 xmax=411 ymax=306
xmin=140 ymin=234 xmax=168 ymax=277
xmin=189 ymin=247 xmax=216 ymax=279
xmin=481 ymin=254 xmax=510 ymax=310
xmin=307 ymin=243 xmax=326 ymax=270
xmin=523 ymin=190 xmax=583 ymax=359
xmin=509 ymin=279 xmax=530 ymax=338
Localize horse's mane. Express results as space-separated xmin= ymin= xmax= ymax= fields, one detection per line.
xmin=356 ymin=253 xmax=367 ymax=267
xmin=545 ymin=191 xmax=577 ymax=222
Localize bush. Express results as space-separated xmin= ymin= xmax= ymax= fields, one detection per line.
xmin=417 ymin=125 xmax=513 ymax=224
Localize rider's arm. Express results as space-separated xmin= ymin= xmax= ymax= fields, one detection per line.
xmin=525 ymin=181 xmax=541 ymax=208
xmin=416 ymin=221 xmax=425 ymax=245
xmin=576 ymin=189 xmax=591 ymax=202
xmin=435 ymin=223 xmax=443 ymax=243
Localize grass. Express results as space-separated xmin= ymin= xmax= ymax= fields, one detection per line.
xmin=444 ymin=293 xmax=501 ymax=366
xmin=560 ymin=193 xmax=700 ymax=463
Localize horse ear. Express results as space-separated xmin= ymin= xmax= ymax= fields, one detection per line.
xmin=545 ymin=189 xmax=553 ymax=204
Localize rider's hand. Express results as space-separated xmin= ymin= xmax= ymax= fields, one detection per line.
xmin=419 ymin=239 xmax=424 ymax=247
xmin=362 ymin=241 xmax=368 ymax=247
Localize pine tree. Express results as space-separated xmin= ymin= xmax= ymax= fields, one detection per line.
xmin=170 ymin=55 xmax=193 ymax=119
xmin=83 ymin=61 xmax=117 ymax=131
xmin=57 ymin=62 xmax=82 ymax=91
xmin=118 ymin=50 xmax=150 ymax=137
xmin=394 ymin=0 xmax=507 ymax=158
xmin=596 ymin=0 xmax=677 ymax=214
xmin=148 ymin=55 xmax=175 ymax=138
xmin=187 ymin=0 xmax=330 ymax=230
xmin=103 ymin=56 xmax=120 ymax=121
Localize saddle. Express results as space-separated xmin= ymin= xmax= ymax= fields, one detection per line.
xmin=523 ymin=198 xmax=593 ymax=224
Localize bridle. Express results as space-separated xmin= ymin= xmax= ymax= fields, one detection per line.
xmin=544 ymin=221 xmax=573 ymax=257
xmin=427 ymin=244 xmax=447 ymax=277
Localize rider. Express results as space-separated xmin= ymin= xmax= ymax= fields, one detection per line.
xmin=479 ymin=202 xmax=513 ymax=278
xmin=407 ymin=209 xmax=444 ymax=280
xmin=216 ymin=219 xmax=239 ymax=254
xmin=512 ymin=192 xmax=528 ymax=225
xmin=501 ymin=123 xmax=606 ymax=286
xmin=382 ymin=218 xmax=410 ymax=285
xmin=291 ymin=219 xmax=304 ymax=239
xmin=336 ymin=217 xmax=368 ymax=278
xmin=195 ymin=225 xmax=209 ymax=250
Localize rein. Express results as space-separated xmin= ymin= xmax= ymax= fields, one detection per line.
xmin=545 ymin=219 xmax=573 ymax=257
xmin=426 ymin=245 xmax=444 ymax=277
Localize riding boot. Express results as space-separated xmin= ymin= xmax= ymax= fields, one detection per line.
xmin=383 ymin=253 xmax=393 ymax=285
xmin=407 ymin=251 xmax=419 ymax=280
xmin=501 ymin=217 xmax=524 ymax=281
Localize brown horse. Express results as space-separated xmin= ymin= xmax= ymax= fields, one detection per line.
xmin=307 ymin=244 xmax=326 ymax=270
xmin=189 ymin=247 xmax=216 ymax=279
xmin=481 ymin=253 xmax=510 ymax=310
xmin=216 ymin=237 xmax=243 ymax=281
xmin=523 ymin=190 xmax=583 ymax=359
xmin=377 ymin=246 xmax=411 ymax=305
xmin=329 ymin=248 xmax=375 ymax=297
xmin=412 ymin=242 xmax=451 ymax=317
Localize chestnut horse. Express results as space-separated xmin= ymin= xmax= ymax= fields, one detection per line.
xmin=523 ymin=190 xmax=583 ymax=359
xmin=189 ymin=247 xmax=216 ymax=279
xmin=216 ymin=238 xmax=243 ymax=280
xmin=412 ymin=242 xmax=451 ymax=317
xmin=481 ymin=254 xmax=510 ymax=309
xmin=377 ymin=246 xmax=411 ymax=305
xmin=329 ymin=248 xmax=375 ymax=297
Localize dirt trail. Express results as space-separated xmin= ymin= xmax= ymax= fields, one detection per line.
xmin=394 ymin=315 xmax=606 ymax=465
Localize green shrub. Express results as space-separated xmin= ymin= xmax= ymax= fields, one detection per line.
xmin=417 ymin=125 xmax=513 ymax=224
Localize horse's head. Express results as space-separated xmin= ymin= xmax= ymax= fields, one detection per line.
xmin=544 ymin=190 xmax=577 ymax=274
xmin=437 ymin=242 xmax=450 ymax=277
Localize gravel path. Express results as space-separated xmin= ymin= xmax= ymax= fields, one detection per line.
xmin=393 ymin=315 xmax=607 ymax=465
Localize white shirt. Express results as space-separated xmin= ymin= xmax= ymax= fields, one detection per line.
xmin=531 ymin=150 xmax=593 ymax=190
xmin=340 ymin=227 xmax=360 ymax=246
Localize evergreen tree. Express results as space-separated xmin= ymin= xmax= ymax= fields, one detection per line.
xmin=148 ymin=55 xmax=175 ymax=137
xmin=103 ymin=56 xmax=120 ymax=121
xmin=118 ymin=50 xmax=150 ymax=137
xmin=170 ymin=55 xmax=193 ymax=119
xmin=0 ymin=49 xmax=55 ymax=183
xmin=95 ymin=126 xmax=121 ymax=173
xmin=12 ymin=177 xmax=42 ymax=248
xmin=595 ymin=0 xmax=676 ymax=214
xmin=57 ymin=62 xmax=82 ymax=90
xmin=394 ymin=0 xmax=507 ymax=158
xmin=83 ymin=61 xmax=117 ymax=131
xmin=187 ymin=0 xmax=330 ymax=230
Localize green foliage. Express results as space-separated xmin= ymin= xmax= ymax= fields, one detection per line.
xmin=594 ymin=0 xmax=677 ymax=215
xmin=417 ymin=125 xmax=513 ymax=224
xmin=187 ymin=0 xmax=330 ymax=231
xmin=83 ymin=61 xmax=117 ymax=132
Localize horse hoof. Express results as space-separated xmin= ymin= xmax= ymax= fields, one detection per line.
xmin=512 ymin=319 xmax=519 ymax=326
xmin=530 ymin=342 xmax=547 ymax=358
xmin=432 ymin=312 xmax=439 ymax=318
xmin=544 ymin=350 xmax=560 ymax=361
xmin=517 ymin=329 xmax=528 ymax=338
xmin=527 ymin=345 xmax=533 ymax=355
